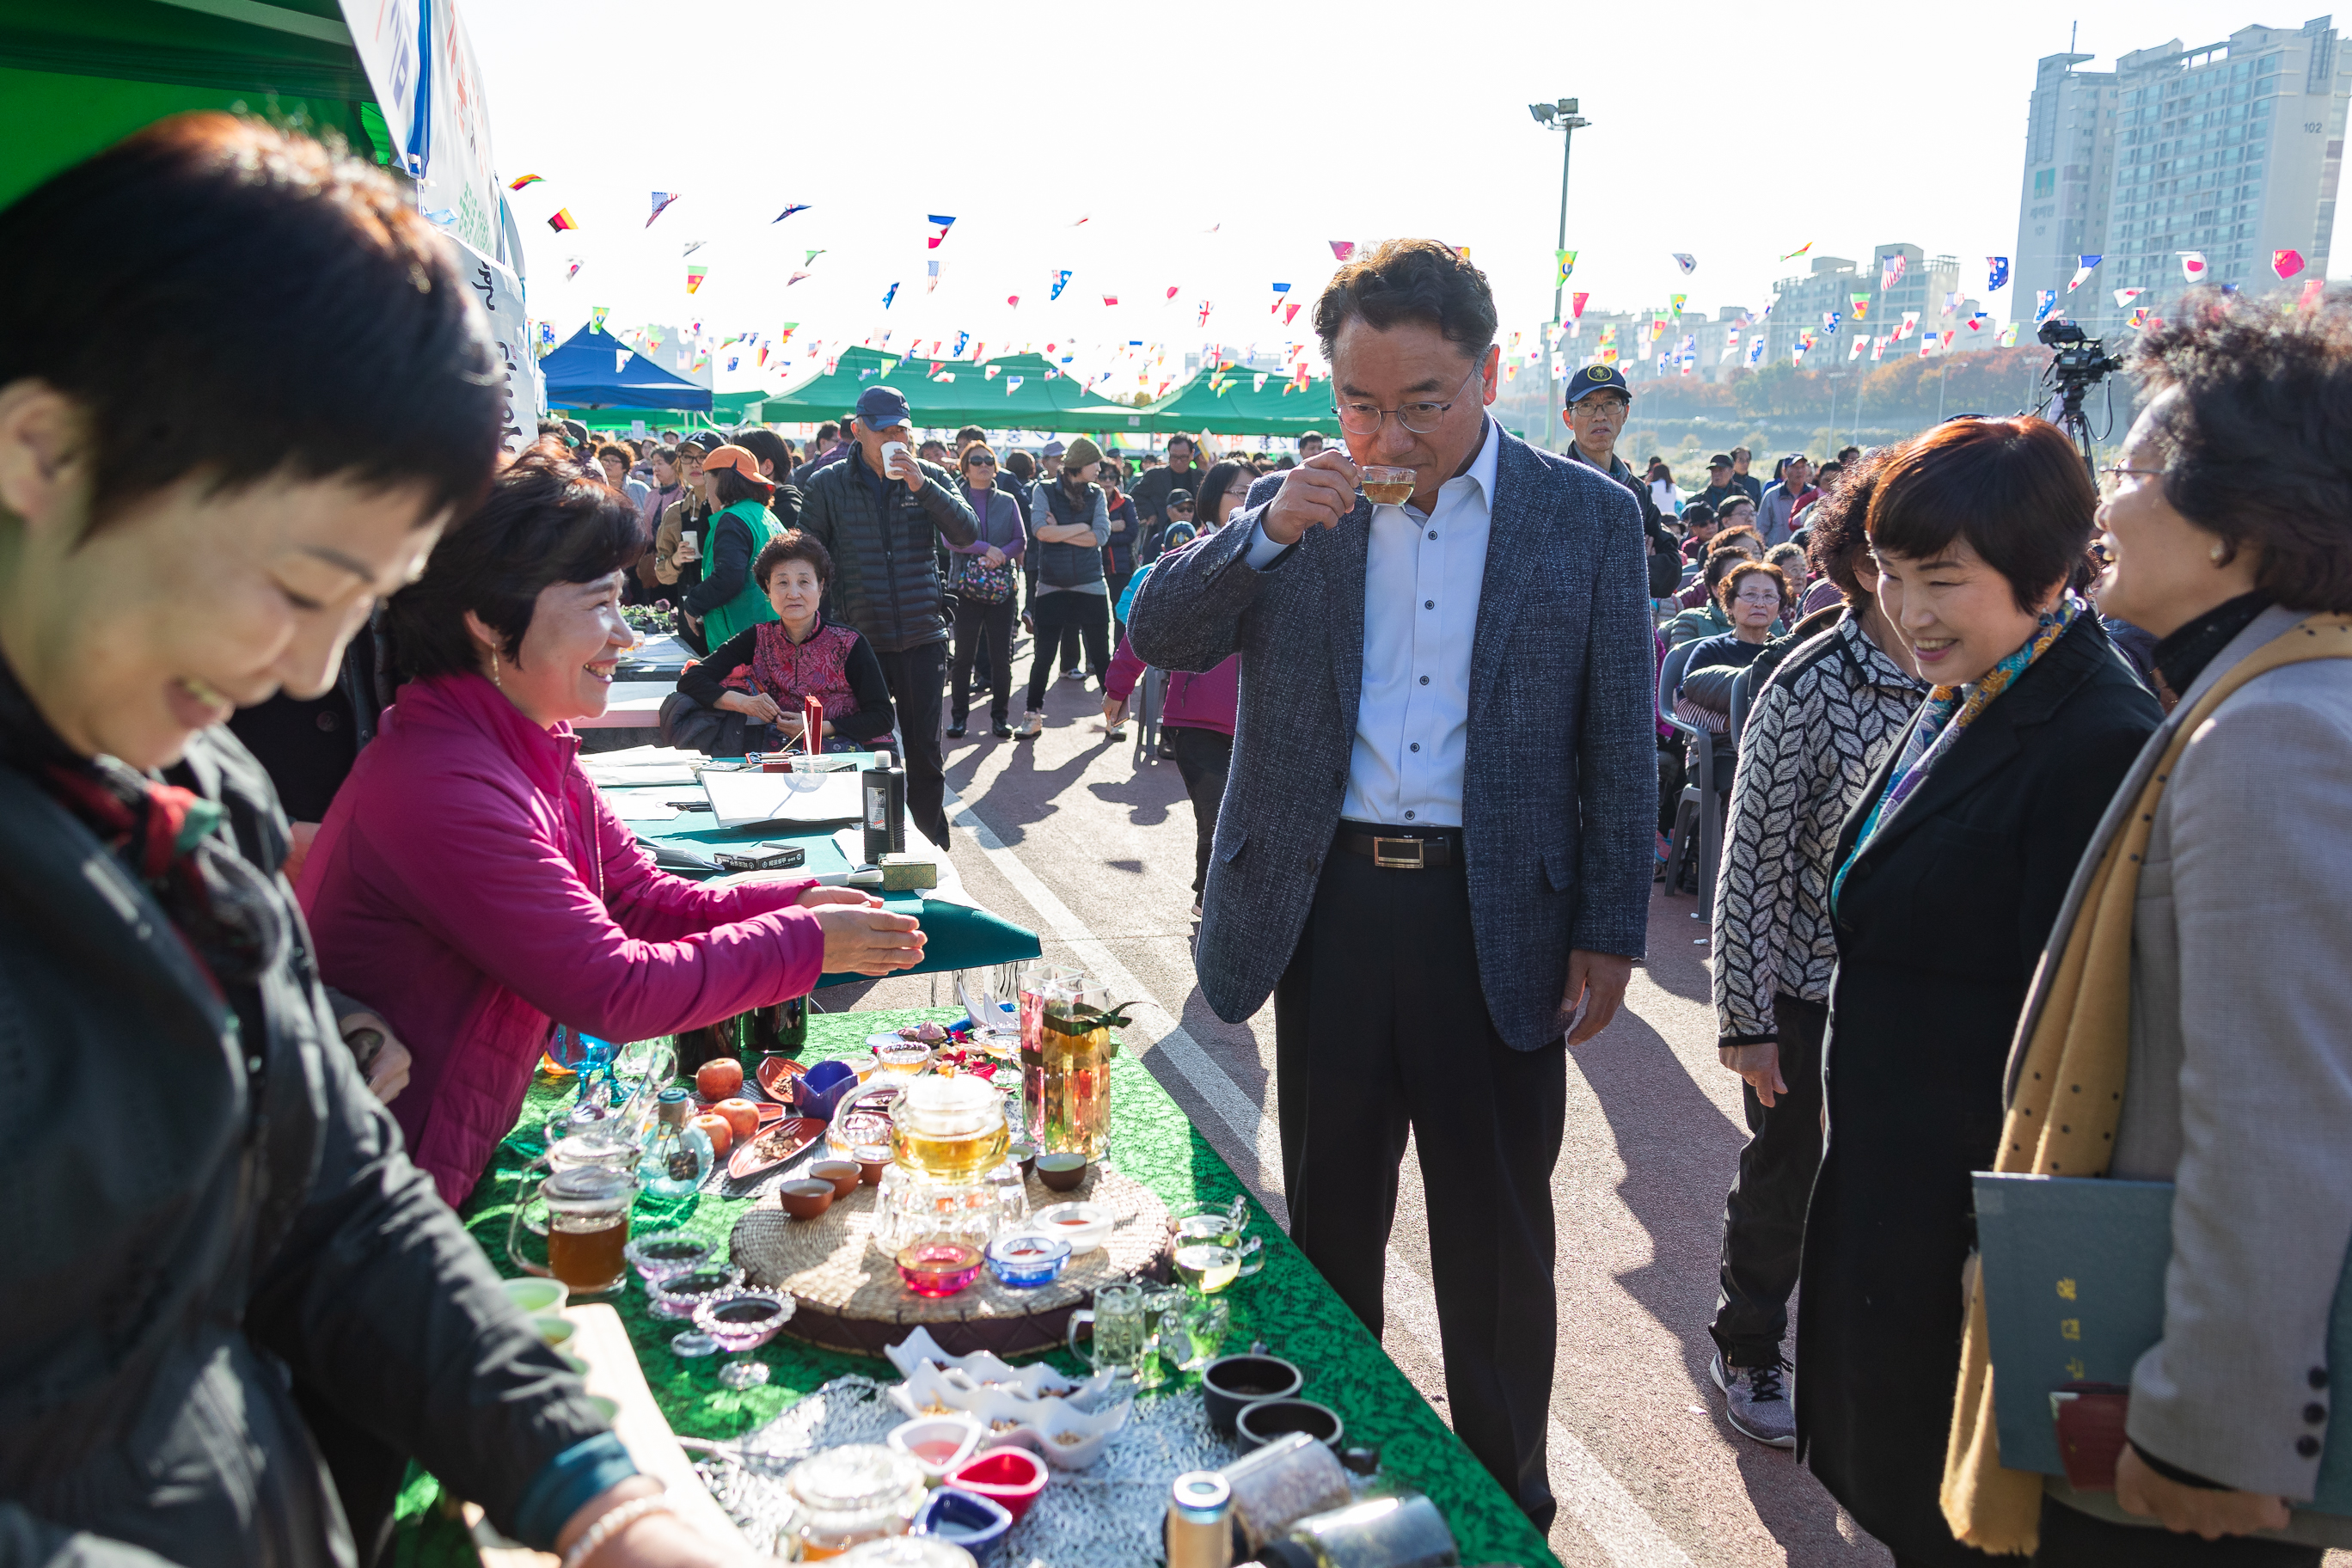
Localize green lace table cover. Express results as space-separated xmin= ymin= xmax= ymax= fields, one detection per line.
xmin=389 ymin=1010 xmax=1558 ymax=1568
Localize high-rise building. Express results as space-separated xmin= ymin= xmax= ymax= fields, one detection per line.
xmin=1763 ymin=246 xmax=1983 ymax=365
xmin=2015 ymin=18 xmax=2352 ymax=334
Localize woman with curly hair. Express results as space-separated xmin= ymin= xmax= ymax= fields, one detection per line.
xmin=1943 ymin=292 xmax=2352 ymax=1565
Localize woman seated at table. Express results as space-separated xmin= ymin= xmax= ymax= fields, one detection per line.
xmin=673 ymin=530 xmax=897 ymax=755
xmin=299 ymin=448 xmax=924 ymax=1207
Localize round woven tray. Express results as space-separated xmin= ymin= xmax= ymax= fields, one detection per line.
xmin=732 ymin=1164 xmax=1172 ymax=1358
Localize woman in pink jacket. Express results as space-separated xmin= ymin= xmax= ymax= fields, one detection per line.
xmin=300 ymin=448 xmax=924 ymax=1205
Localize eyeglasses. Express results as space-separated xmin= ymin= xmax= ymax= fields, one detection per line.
xmin=1732 ymin=591 xmax=1784 ymax=607
xmin=1333 ymin=368 xmax=1479 ymax=437
xmin=2098 ymin=464 xmax=2161 ymax=500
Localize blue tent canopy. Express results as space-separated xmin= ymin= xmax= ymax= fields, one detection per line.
xmin=542 ymin=325 xmax=713 ymax=412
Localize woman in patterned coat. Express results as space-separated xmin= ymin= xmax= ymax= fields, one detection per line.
xmin=1706 ymin=454 xmax=1924 ymax=1447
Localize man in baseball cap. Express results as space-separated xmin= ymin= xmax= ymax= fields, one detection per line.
xmin=1562 ymin=364 xmax=1679 ymax=597
xmin=854 ymin=384 xmax=912 ymax=431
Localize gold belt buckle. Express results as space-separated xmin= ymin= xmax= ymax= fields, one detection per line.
xmin=1371 ymin=836 xmax=1425 ymax=870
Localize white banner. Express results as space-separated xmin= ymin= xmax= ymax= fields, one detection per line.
xmin=340 ymin=0 xmax=504 ymax=262
xmin=447 ymin=236 xmax=536 ymax=452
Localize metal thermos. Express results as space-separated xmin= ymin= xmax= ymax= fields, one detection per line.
xmin=1167 ymin=1471 xmax=1234 ymax=1568
xmin=861 ymin=749 xmax=905 ymax=862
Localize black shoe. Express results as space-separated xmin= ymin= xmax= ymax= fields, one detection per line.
xmin=991 ymin=722 xmax=1014 ymax=738
xmin=946 ymin=723 xmax=967 ymax=739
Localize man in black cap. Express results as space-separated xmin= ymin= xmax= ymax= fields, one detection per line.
xmin=1696 ymin=453 xmax=1745 ymax=515
xmin=1561 ymin=365 xmax=1680 ymax=598
xmin=798 ymin=385 xmax=978 ymax=846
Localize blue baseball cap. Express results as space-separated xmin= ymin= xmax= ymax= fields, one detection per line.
xmin=854 ymin=385 xmax=912 ymax=429
xmin=1565 ymin=364 xmax=1632 ymax=404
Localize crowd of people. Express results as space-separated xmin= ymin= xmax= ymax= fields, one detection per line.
xmin=4 ymin=114 xmax=2349 ymax=1568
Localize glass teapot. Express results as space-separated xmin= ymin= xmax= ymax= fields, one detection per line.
xmin=888 ymin=1074 xmax=1009 ymax=1180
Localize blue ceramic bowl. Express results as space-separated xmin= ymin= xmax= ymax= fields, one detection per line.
xmin=984 ymin=1231 xmax=1071 ymax=1289
xmin=912 ymin=1485 xmax=1014 ymax=1559
xmin=795 ymin=1059 xmax=860 ymax=1119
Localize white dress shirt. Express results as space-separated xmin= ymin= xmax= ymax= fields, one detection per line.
xmin=1246 ymin=417 xmax=1498 ymax=827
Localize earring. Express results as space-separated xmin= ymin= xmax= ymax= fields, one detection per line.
xmin=2209 ymin=541 xmax=2227 ymax=563
xmin=491 ymin=649 xmax=503 ymax=689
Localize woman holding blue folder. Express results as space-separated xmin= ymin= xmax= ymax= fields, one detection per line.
xmin=1943 ymin=296 xmax=2352 ymax=1565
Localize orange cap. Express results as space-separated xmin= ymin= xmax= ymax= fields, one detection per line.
xmin=700 ymin=444 xmax=774 ymax=488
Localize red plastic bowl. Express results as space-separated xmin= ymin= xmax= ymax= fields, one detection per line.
xmin=944 ymin=1446 xmax=1048 ymax=1522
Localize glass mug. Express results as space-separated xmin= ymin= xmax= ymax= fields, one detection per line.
xmin=508 ymin=1165 xmax=638 ymax=1295
xmin=1065 ymin=1282 xmax=1148 ymax=1376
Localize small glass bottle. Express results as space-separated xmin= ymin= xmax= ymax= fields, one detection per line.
xmin=1260 ymin=1493 xmax=1458 ymax=1568
xmin=639 ymin=1087 xmax=714 ymax=1197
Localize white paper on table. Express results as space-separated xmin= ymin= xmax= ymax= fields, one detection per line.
xmin=579 ymin=744 xmax=707 ymax=789
xmin=701 ymin=768 xmax=863 ymax=829
xmin=604 ymin=797 xmax=682 ymax=823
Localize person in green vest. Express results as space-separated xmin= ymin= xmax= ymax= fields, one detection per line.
xmin=681 ymin=444 xmax=781 ymax=646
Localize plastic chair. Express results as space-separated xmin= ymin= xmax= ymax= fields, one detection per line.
xmin=1728 ymin=662 xmax=1762 ymax=745
xmin=1131 ymin=666 xmax=1167 ymax=766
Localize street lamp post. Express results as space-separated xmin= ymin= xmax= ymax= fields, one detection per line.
xmin=1529 ymin=96 xmax=1590 ymax=453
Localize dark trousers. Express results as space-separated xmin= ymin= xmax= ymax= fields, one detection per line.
xmin=1167 ymin=725 xmax=1231 ymax=897
xmin=2032 ymin=1496 xmax=2321 ymax=1568
xmin=871 ymin=640 xmax=950 ymax=848
xmin=1026 ymin=591 xmax=1108 ymax=710
xmin=1272 ymin=832 xmax=1566 ymax=1529
xmin=1106 ymin=567 xmax=1134 ymax=634
xmin=1711 ymin=991 xmax=1828 ymax=1368
xmin=951 ymin=595 xmax=1015 ymax=726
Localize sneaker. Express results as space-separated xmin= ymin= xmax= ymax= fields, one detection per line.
xmin=1190 ymin=899 xmax=1204 ymax=920
xmin=946 ymin=723 xmax=967 ymax=739
xmin=1019 ymin=711 xmax=1044 ymax=738
xmin=1106 ymin=725 xmax=1127 ymax=740
xmin=991 ymin=722 xmax=1015 ymax=738
xmin=1063 ymin=666 xmax=1088 ymax=682
xmin=1712 ymin=1353 xmax=1796 ymax=1449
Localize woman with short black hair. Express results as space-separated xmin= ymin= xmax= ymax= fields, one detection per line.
xmin=1797 ymin=416 xmax=2163 ymax=1567
xmin=0 ymin=115 xmax=733 ymax=1568
xmin=302 ymin=447 xmax=924 ymax=1212
xmin=676 ymin=528 xmax=895 ymax=754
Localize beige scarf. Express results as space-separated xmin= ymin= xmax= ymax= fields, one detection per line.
xmin=1940 ymin=612 xmax=2352 ymax=1553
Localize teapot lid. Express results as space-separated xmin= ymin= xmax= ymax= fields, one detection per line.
xmin=542 ymin=1165 xmax=635 ymax=1202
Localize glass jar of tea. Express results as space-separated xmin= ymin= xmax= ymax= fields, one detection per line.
xmin=506 ymin=1165 xmax=638 ymax=1295
xmin=1020 ymin=972 xmax=1127 ymax=1161
xmin=889 ymin=1075 xmax=1009 ymax=1179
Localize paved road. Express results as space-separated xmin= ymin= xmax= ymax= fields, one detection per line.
xmin=818 ymin=658 xmax=2340 ymax=1567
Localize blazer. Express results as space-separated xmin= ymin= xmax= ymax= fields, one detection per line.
xmin=2016 ymin=603 xmax=2352 ymax=1502
xmin=1124 ymin=426 xmax=1656 ymax=1050
xmin=1796 ymin=612 xmax=2161 ymax=1561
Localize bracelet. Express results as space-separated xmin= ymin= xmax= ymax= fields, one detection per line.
xmin=560 ymin=1493 xmax=672 ymax=1568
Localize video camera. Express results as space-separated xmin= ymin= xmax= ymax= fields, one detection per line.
xmin=2037 ymin=317 xmax=2125 ymax=399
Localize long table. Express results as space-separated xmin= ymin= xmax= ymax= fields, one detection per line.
xmin=596 ymin=775 xmax=1039 ymax=986
xmin=394 ymin=1010 xmax=1561 ymax=1568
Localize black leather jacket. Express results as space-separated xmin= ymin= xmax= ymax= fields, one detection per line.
xmin=798 ymin=451 xmax=979 ymax=654
xmin=0 ymin=716 xmax=605 ymax=1566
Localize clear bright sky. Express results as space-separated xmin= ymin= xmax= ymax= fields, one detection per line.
xmin=462 ymin=0 xmax=2351 ymax=392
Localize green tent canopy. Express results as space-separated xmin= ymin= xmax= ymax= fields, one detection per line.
xmin=0 ymin=1 xmax=385 ymax=207
xmin=749 ymin=347 xmax=1147 ymax=435
xmin=1135 ymin=367 xmax=1338 ymax=437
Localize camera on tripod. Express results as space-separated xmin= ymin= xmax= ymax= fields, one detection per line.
xmin=2037 ymin=316 xmax=2124 ymax=395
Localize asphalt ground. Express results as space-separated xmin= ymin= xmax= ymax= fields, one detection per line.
xmin=815 ymin=640 xmax=2344 ymax=1568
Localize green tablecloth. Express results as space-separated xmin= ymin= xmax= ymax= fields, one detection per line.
xmin=395 ymin=1010 xmax=1559 ymax=1568
xmin=600 ymin=777 xmax=1039 ymax=986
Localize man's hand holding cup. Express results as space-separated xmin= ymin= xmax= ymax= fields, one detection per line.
xmin=1259 ymin=450 xmax=1361 ymax=547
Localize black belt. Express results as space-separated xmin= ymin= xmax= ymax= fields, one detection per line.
xmin=1337 ymin=823 xmax=1460 ymax=870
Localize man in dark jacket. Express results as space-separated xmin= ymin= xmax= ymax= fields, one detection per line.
xmin=1128 ymin=432 xmax=1207 ymax=538
xmin=1559 ymin=365 xmax=1682 ymax=597
xmin=798 ymin=385 xmax=977 ymax=846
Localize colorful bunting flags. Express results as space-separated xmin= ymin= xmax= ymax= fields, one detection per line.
xmin=1673 ymin=253 xmax=1697 ymax=275
xmin=1330 ymin=241 xmax=1356 ymax=260
xmin=1569 ymin=291 xmax=1589 ymax=322
xmin=1779 ymin=241 xmax=1813 ymax=261
xmin=1999 ymin=323 xmax=2019 ymax=347
xmin=2112 ymin=287 xmax=2144 ymax=309
xmin=1670 ymin=294 xmax=1687 ymax=319
xmin=2275 ymin=248 xmax=2307 ymax=279
xmin=2035 ymin=289 xmax=2057 ymax=323
xmin=683 ymin=240 xmax=705 ymax=256
xmin=1968 ymin=310 xmax=1992 ymax=331
xmin=1102 ymin=295 xmax=1118 ymax=306
xmin=804 ymin=249 xmax=826 ymax=265
xmin=881 ymin=282 xmax=899 ymax=309
xmin=2127 ymin=306 xmax=2152 ymax=328
xmin=1005 ymin=376 xmax=1024 ymax=394
xmin=1555 ymin=249 xmax=1575 ymax=286
xmin=1880 ymin=253 xmax=1908 ymax=292
xmin=1897 ymin=309 xmax=1921 ymax=340
xmin=646 ymin=192 xmax=679 ymax=227
xmin=1848 ymin=292 xmax=1871 ymax=321
xmin=2303 ymin=277 xmax=2329 ymax=306
xmin=1987 ymin=256 xmax=2010 ymax=291
xmin=507 ymin=174 xmax=542 ymax=190
xmin=926 ymin=259 xmax=940 ymax=292
xmin=565 ymin=258 xmax=583 ymax=280
xmin=590 ymin=305 xmax=609 ymax=333
xmin=1283 ymin=302 xmax=1302 ymax=325
xmin=1848 ymin=335 xmax=1866 ymax=360
xmin=686 ymin=265 xmax=707 ymax=293
xmin=1197 ymin=301 xmax=1212 ymax=327
xmin=2178 ymin=251 xmax=2208 ymax=281
xmin=1270 ymin=282 xmax=1292 ymax=315
xmin=927 ymin=215 xmax=956 ymax=248
xmin=1007 ymin=295 xmax=1020 ymax=308
xmin=1049 ymin=270 xmax=1073 ymax=301
xmin=773 ymin=204 xmax=811 ymax=223
xmin=787 ymin=270 xmax=812 ymax=286
xmin=2067 ymin=254 xmax=2102 ymax=291
xmin=547 ymin=209 xmax=579 ymax=232
xmin=985 ymin=365 xmax=1001 ymax=380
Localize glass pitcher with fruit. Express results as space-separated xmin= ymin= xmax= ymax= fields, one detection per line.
xmin=1020 ymin=970 xmax=1130 ymax=1161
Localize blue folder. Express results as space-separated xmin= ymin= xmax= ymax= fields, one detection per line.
xmin=1973 ymin=1171 xmax=2352 ymax=1517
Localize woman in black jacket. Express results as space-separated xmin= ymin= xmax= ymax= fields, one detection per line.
xmin=0 ymin=119 xmax=719 ymax=1568
xmin=1797 ymin=417 xmax=2162 ymax=1566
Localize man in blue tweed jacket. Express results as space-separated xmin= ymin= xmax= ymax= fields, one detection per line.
xmin=1127 ymin=240 xmax=1654 ymax=1526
